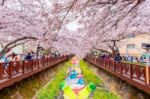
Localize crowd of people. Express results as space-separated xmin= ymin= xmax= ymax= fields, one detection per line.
xmin=0 ymin=51 xmax=64 ymax=70
xmin=0 ymin=52 xmax=35 ymax=64
xmin=99 ymin=53 xmax=122 ymax=62
xmin=0 ymin=52 xmax=31 ymax=69
xmin=99 ymin=53 xmax=146 ymax=63
xmin=121 ymin=56 xmax=146 ymax=63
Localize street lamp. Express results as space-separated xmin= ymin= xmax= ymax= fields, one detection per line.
xmin=37 ymin=43 xmax=43 ymax=58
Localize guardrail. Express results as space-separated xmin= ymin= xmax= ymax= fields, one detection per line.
xmin=0 ymin=55 xmax=72 ymax=90
xmin=84 ymin=55 xmax=150 ymax=94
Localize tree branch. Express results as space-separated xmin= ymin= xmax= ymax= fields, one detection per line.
xmin=54 ymin=0 xmax=79 ymax=40
xmin=1 ymin=0 xmax=5 ymax=6
xmin=0 ymin=36 xmax=37 ymax=57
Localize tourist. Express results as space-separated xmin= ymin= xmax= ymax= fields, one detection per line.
xmin=11 ymin=52 xmax=20 ymax=61
xmin=105 ymin=53 xmax=110 ymax=60
xmin=10 ymin=52 xmax=20 ymax=74
xmin=31 ymin=51 xmax=36 ymax=59
xmin=25 ymin=53 xmax=32 ymax=61
xmin=101 ymin=53 xmax=105 ymax=59
xmin=0 ymin=55 xmax=9 ymax=68
xmin=114 ymin=53 xmax=122 ymax=62
xmin=140 ymin=56 xmax=144 ymax=63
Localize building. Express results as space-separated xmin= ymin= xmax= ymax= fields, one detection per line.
xmin=0 ymin=45 xmax=24 ymax=55
xmin=119 ymin=33 xmax=150 ymax=57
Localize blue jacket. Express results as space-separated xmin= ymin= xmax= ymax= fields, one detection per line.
xmin=25 ymin=55 xmax=32 ymax=60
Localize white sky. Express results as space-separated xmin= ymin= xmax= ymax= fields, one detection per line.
xmin=67 ymin=20 xmax=80 ymax=31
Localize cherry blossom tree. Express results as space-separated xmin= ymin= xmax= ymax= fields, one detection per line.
xmin=0 ymin=0 xmax=149 ymax=58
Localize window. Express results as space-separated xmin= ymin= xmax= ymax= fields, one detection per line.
xmin=127 ymin=44 xmax=136 ymax=49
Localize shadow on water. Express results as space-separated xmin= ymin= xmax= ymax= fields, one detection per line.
xmin=87 ymin=62 xmax=150 ymax=99
xmin=0 ymin=62 xmax=65 ymax=99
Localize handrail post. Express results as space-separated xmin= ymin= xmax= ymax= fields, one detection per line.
xmin=22 ymin=61 xmax=25 ymax=74
xmin=47 ymin=58 xmax=48 ymax=65
xmin=120 ymin=63 xmax=123 ymax=75
xmin=31 ymin=60 xmax=34 ymax=71
xmin=8 ymin=62 xmax=13 ymax=78
xmin=108 ymin=60 xmax=110 ymax=69
xmin=41 ymin=58 xmax=43 ymax=66
xmin=113 ymin=60 xmax=116 ymax=71
xmin=129 ymin=64 xmax=133 ymax=79
xmin=16 ymin=62 xmax=19 ymax=73
xmin=47 ymin=58 xmax=49 ymax=65
xmin=50 ymin=57 xmax=51 ymax=64
xmin=136 ymin=65 xmax=140 ymax=79
xmin=145 ymin=66 xmax=150 ymax=85
xmin=37 ymin=59 xmax=39 ymax=68
xmin=0 ymin=63 xmax=3 ymax=79
xmin=95 ymin=57 xmax=96 ymax=63
xmin=145 ymin=49 xmax=150 ymax=85
xmin=42 ymin=58 xmax=44 ymax=66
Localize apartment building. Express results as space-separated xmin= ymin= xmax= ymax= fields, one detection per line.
xmin=119 ymin=33 xmax=150 ymax=57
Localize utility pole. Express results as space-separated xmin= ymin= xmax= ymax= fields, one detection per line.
xmin=37 ymin=41 xmax=41 ymax=59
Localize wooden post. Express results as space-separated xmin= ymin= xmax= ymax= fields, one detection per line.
xmin=37 ymin=59 xmax=39 ymax=68
xmin=16 ymin=62 xmax=19 ymax=73
xmin=145 ymin=49 xmax=150 ymax=85
xmin=22 ymin=61 xmax=25 ymax=74
xmin=145 ymin=67 xmax=150 ymax=85
xmin=129 ymin=64 xmax=133 ymax=79
xmin=8 ymin=62 xmax=13 ymax=78
xmin=136 ymin=65 xmax=140 ymax=79
xmin=47 ymin=58 xmax=49 ymax=65
xmin=51 ymin=57 xmax=53 ymax=64
xmin=0 ymin=63 xmax=3 ymax=79
xmin=113 ymin=60 xmax=115 ymax=71
xmin=41 ymin=59 xmax=43 ymax=66
xmin=31 ymin=60 xmax=34 ymax=71
xmin=108 ymin=60 xmax=110 ymax=69
xmin=43 ymin=58 xmax=46 ymax=66
xmin=120 ymin=63 xmax=123 ymax=75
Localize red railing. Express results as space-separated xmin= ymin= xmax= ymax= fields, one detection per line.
xmin=85 ymin=55 xmax=150 ymax=94
xmin=0 ymin=55 xmax=72 ymax=90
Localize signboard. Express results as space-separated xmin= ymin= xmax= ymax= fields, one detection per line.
xmin=142 ymin=43 xmax=150 ymax=49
